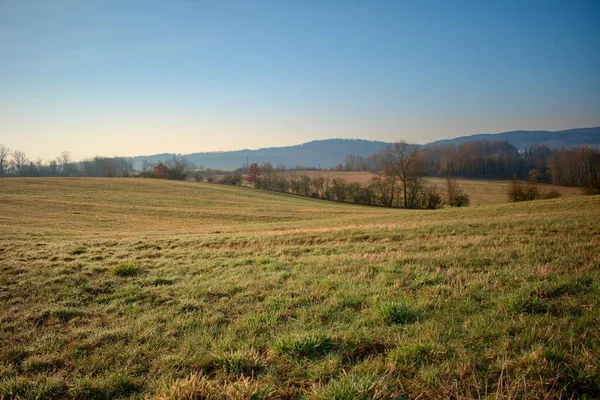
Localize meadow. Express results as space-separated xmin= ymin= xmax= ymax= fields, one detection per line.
xmin=286 ymin=171 xmax=583 ymax=206
xmin=0 ymin=178 xmax=598 ymax=399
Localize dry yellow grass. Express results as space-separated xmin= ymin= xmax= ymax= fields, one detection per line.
xmin=0 ymin=178 xmax=598 ymax=399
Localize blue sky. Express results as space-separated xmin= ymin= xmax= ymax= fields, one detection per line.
xmin=1 ymin=0 xmax=599 ymax=160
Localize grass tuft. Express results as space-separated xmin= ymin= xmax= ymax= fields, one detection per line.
xmin=0 ymin=377 xmax=68 ymax=399
xmin=272 ymin=333 xmax=336 ymax=359
xmin=70 ymin=373 xmax=141 ymax=399
xmin=36 ymin=308 xmax=85 ymax=325
xmin=154 ymin=373 xmax=274 ymax=400
xmin=22 ymin=355 xmax=66 ymax=373
xmin=71 ymin=246 xmax=87 ymax=255
xmin=388 ymin=341 xmax=436 ymax=369
xmin=112 ymin=262 xmax=141 ymax=277
xmin=178 ymin=303 xmax=201 ymax=313
xmin=501 ymin=290 xmax=549 ymax=314
xmin=152 ymin=278 xmax=175 ymax=286
xmin=376 ymin=301 xmax=420 ymax=325
xmin=310 ymin=373 xmax=391 ymax=400
xmin=539 ymin=276 xmax=594 ymax=299
xmin=212 ymin=349 xmax=265 ymax=376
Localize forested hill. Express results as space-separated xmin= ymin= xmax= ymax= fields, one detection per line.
xmin=132 ymin=139 xmax=391 ymax=170
xmin=132 ymin=127 xmax=600 ymax=170
xmin=425 ymin=126 xmax=600 ymax=150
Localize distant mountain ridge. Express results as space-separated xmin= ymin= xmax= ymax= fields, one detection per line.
xmin=132 ymin=127 xmax=600 ymax=169
xmin=424 ymin=126 xmax=600 ymax=150
xmin=132 ymin=139 xmax=391 ymax=170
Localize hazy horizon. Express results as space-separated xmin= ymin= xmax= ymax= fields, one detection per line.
xmin=2 ymin=0 xmax=599 ymax=161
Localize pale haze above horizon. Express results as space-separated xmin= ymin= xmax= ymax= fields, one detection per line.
xmin=1 ymin=0 xmax=599 ymax=161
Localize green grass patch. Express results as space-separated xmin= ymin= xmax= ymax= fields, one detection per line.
xmin=311 ymin=373 xmax=390 ymax=400
xmin=272 ymin=333 xmax=336 ymax=359
xmin=388 ymin=341 xmax=436 ymax=369
xmin=376 ymin=301 xmax=420 ymax=325
xmin=212 ymin=349 xmax=265 ymax=376
xmin=500 ymin=290 xmax=549 ymax=314
xmin=112 ymin=262 xmax=141 ymax=277
xmin=36 ymin=308 xmax=85 ymax=325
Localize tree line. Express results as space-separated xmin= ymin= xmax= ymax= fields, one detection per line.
xmin=3 ymin=138 xmax=598 ymax=197
xmin=0 ymin=146 xmax=135 ymax=178
xmin=217 ymin=142 xmax=470 ymax=209
xmin=342 ymin=140 xmax=600 ymax=189
xmin=0 ymin=146 xmax=212 ymax=179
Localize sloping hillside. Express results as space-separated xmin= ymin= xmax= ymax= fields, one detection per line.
xmin=1 ymin=178 xmax=598 ymax=398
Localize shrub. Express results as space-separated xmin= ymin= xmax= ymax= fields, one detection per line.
xmin=219 ymin=173 xmax=242 ymax=185
xmin=136 ymin=170 xmax=155 ymax=178
xmin=422 ymin=185 xmax=443 ymax=209
xmin=153 ymin=162 xmax=169 ymax=179
xmin=452 ymin=191 xmax=471 ymax=207
xmin=445 ymin=175 xmax=470 ymax=207
xmin=584 ymin=177 xmax=600 ymax=195
xmin=193 ymin=172 xmax=203 ymax=182
xmin=541 ymin=189 xmax=561 ymax=200
xmin=523 ymin=183 xmax=542 ymax=200
xmin=508 ymin=176 xmax=542 ymax=202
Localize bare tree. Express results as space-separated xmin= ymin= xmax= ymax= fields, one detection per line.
xmin=444 ymin=172 xmax=462 ymax=207
xmin=311 ymin=176 xmax=325 ymax=198
xmin=58 ymin=151 xmax=73 ymax=176
xmin=165 ymin=155 xmax=190 ymax=180
xmin=289 ymin=176 xmax=302 ymax=194
xmin=259 ymin=161 xmax=275 ymax=190
xmin=11 ymin=150 xmax=28 ymax=176
xmin=330 ymin=178 xmax=347 ymax=202
xmin=47 ymin=159 xmax=58 ymax=176
xmin=0 ymin=145 xmax=10 ymax=176
xmin=35 ymin=158 xmax=46 ymax=176
xmin=385 ymin=141 xmax=424 ymax=208
xmin=299 ymin=175 xmax=311 ymax=196
xmin=247 ymin=163 xmax=260 ymax=186
xmin=508 ymin=175 xmax=540 ymax=202
xmin=444 ymin=174 xmax=470 ymax=207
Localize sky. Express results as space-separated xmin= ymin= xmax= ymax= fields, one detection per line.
xmin=1 ymin=0 xmax=599 ymax=160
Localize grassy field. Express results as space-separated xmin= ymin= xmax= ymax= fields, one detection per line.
xmin=286 ymin=171 xmax=583 ymax=206
xmin=0 ymin=178 xmax=599 ymax=399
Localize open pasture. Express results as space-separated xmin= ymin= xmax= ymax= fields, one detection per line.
xmin=0 ymin=178 xmax=598 ymax=399
xmin=286 ymin=171 xmax=583 ymax=206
